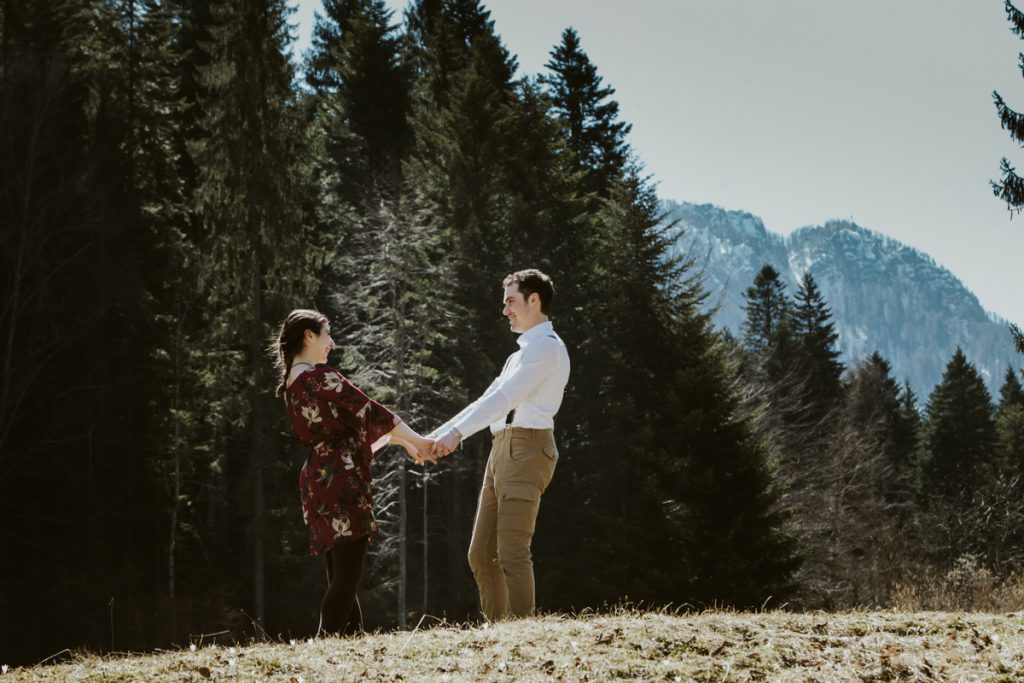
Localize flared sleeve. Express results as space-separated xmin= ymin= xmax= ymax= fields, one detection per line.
xmin=315 ymin=369 xmax=400 ymax=454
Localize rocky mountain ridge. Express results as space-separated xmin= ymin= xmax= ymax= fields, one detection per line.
xmin=662 ymin=200 xmax=1016 ymax=400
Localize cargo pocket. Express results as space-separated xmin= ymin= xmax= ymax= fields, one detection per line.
xmin=542 ymin=443 xmax=558 ymax=461
xmin=497 ymin=483 xmax=542 ymax=535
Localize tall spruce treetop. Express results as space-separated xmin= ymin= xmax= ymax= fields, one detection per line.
xmin=990 ymin=3 xmax=1024 ymax=356
xmin=541 ymin=27 xmax=630 ymax=198
xmin=793 ymin=271 xmax=844 ymax=406
xmin=306 ymin=0 xmax=411 ymax=199
xmin=742 ymin=264 xmax=794 ymax=368
xmin=847 ymin=352 xmax=899 ymax=428
xmin=993 ymin=1 xmax=1024 ymax=211
xmin=999 ymin=366 xmax=1024 ymax=412
xmin=923 ymin=347 xmax=997 ymax=500
xmin=846 ymin=353 xmax=917 ymax=487
xmin=405 ymin=0 xmax=516 ymax=107
xmin=896 ymin=378 xmax=922 ymax=464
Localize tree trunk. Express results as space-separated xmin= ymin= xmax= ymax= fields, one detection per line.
xmin=249 ymin=235 xmax=266 ymax=634
xmin=168 ymin=305 xmax=184 ymax=638
xmin=394 ymin=280 xmax=408 ymax=629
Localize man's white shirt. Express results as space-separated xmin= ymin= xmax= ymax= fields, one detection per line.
xmin=436 ymin=321 xmax=570 ymax=438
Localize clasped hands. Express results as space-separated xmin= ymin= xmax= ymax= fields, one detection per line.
xmin=399 ymin=426 xmax=463 ymax=466
xmin=392 ymin=424 xmax=462 ymax=465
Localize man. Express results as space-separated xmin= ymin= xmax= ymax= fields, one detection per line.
xmin=430 ymin=269 xmax=570 ymax=621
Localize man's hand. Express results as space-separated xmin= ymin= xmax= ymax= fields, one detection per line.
xmin=419 ymin=439 xmax=438 ymax=465
xmin=431 ymin=427 xmax=462 ymax=458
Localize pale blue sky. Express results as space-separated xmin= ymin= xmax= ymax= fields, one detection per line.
xmin=292 ymin=0 xmax=1024 ymax=327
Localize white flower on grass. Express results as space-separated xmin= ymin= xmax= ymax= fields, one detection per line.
xmin=289 ymin=639 xmax=297 ymax=646
xmin=189 ymin=643 xmax=197 ymax=652
xmin=228 ymin=647 xmax=236 ymax=655
xmin=307 ymin=638 xmax=314 ymax=645
xmin=227 ymin=658 xmax=236 ymax=668
xmin=2 ymin=664 xmax=8 ymax=674
xmin=332 ymin=517 xmax=353 ymax=538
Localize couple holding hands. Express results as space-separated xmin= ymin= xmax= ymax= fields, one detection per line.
xmin=271 ymin=269 xmax=570 ymax=637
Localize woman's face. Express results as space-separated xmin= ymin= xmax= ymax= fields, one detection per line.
xmin=306 ymin=321 xmax=336 ymax=364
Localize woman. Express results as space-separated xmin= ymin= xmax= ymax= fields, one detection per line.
xmin=271 ymin=309 xmax=433 ymax=636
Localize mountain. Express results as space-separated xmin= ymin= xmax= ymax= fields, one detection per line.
xmin=662 ymin=200 xmax=1017 ymax=400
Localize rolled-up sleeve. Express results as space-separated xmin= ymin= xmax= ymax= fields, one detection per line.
xmin=450 ymin=340 xmax=559 ymax=438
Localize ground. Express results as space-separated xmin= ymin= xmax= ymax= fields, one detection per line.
xmin=5 ymin=609 xmax=1024 ymax=681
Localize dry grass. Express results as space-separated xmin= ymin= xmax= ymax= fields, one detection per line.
xmin=890 ymin=557 xmax=1024 ymax=613
xmin=6 ymin=608 xmax=1024 ymax=681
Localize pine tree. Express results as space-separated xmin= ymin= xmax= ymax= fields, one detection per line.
xmin=991 ymin=1 xmax=1024 ymax=373
xmin=996 ymin=367 xmax=1024 ymax=475
xmin=843 ymin=353 xmax=917 ymax=551
xmin=896 ymin=379 xmax=922 ymax=472
xmin=999 ymin=366 xmax=1024 ymax=413
xmin=306 ymin=0 xmax=412 ymax=204
xmin=115 ymin=0 xmax=205 ymax=642
xmin=0 ymin=0 xmax=154 ymax=658
xmin=742 ymin=265 xmax=794 ymax=374
xmin=189 ymin=0 xmax=319 ymax=631
xmin=993 ymin=1 xmax=1024 ymax=211
xmin=922 ymin=348 xmax=997 ymax=503
xmin=399 ymin=0 xmax=529 ymax=623
xmin=792 ymin=272 xmax=844 ymax=413
xmin=541 ymin=27 xmax=630 ymax=199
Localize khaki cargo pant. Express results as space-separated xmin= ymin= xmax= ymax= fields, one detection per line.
xmin=467 ymin=427 xmax=558 ymax=621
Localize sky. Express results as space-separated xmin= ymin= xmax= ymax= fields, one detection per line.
xmin=292 ymin=0 xmax=1024 ymax=327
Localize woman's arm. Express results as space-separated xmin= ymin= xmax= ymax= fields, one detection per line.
xmin=388 ymin=420 xmax=437 ymax=465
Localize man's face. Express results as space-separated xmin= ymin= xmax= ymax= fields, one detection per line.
xmin=502 ymin=284 xmax=535 ymax=333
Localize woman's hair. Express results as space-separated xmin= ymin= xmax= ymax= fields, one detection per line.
xmin=270 ymin=309 xmax=328 ymax=397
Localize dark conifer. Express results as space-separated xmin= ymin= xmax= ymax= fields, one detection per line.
xmin=896 ymin=379 xmax=922 ymax=469
xmin=845 ymin=353 xmax=915 ymax=510
xmin=993 ymin=1 xmax=1024 ymax=210
xmin=793 ymin=272 xmax=844 ymax=409
xmin=742 ymin=264 xmax=796 ymax=383
xmin=999 ymin=366 xmax=1024 ymax=413
xmin=922 ymin=348 xmax=997 ymax=501
xmin=189 ymin=0 xmax=319 ymax=628
xmin=996 ymin=367 xmax=1024 ymax=475
xmin=306 ymin=0 xmax=412 ymax=203
xmin=541 ymin=27 xmax=630 ymax=199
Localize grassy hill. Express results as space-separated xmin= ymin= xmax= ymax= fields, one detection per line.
xmin=6 ymin=609 xmax=1024 ymax=681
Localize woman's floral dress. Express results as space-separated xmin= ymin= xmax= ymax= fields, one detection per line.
xmin=284 ymin=364 xmax=399 ymax=555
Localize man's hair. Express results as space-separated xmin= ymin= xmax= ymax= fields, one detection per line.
xmin=503 ymin=269 xmax=555 ymax=315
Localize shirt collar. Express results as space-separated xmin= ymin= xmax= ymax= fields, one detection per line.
xmin=517 ymin=320 xmax=553 ymax=348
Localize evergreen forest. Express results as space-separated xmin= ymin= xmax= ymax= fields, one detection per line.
xmin=2 ymin=0 xmax=1023 ymax=665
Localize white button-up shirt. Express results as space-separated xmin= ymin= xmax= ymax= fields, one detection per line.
xmin=436 ymin=321 xmax=570 ymax=438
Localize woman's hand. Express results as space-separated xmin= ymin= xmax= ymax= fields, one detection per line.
xmin=389 ymin=421 xmax=438 ymax=465
xmin=400 ymin=437 xmax=436 ymax=465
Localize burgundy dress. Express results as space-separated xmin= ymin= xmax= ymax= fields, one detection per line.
xmin=284 ymin=364 xmax=399 ymax=556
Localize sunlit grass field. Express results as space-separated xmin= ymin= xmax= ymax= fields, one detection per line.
xmin=6 ymin=608 xmax=1024 ymax=681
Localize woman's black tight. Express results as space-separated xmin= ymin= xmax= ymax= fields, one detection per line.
xmin=319 ymin=536 xmax=368 ymax=637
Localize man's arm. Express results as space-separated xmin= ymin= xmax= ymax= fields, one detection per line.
xmin=435 ymin=340 xmax=559 ymax=454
